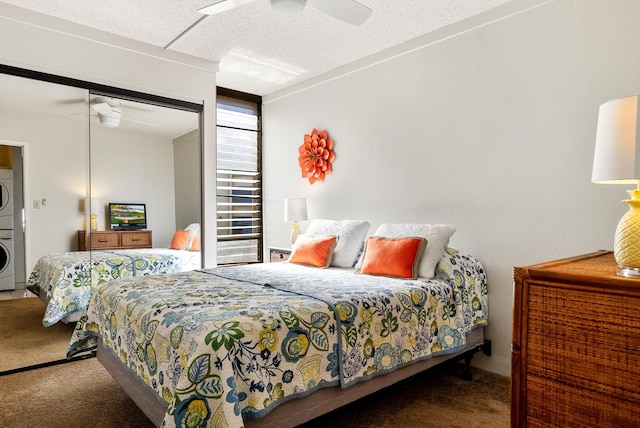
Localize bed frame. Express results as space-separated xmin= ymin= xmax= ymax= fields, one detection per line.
xmin=97 ymin=328 xmax=488 ymax=427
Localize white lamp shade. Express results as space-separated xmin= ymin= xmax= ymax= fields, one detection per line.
xmin=285 ymin=198 xmax=307 ymax=221
xmin=90 ymin=198 xmax=102 ymax=215
xmin=592 ymin=95 xmax=640 ymax=184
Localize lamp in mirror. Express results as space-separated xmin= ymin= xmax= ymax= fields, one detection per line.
xmin=90 ymin=198 xmax=102 ymax=232
xmin=592 ymin=94 xmax=640 ymax=277
xmin=285 ymin=198 xmax=307 ymax=244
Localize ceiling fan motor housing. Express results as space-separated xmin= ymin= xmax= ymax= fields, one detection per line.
xmin=94 ymin=97 xmax=122 ymax=127
xmin=98 ymin=107 xmax=121 ymax=128
xmin=270 ymin=0 xmax=306 ymax=15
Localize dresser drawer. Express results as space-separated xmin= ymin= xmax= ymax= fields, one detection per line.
xmin=121 ymin=231 xmax=152 ymax=248
xmin=90 ymin=232 xmax=120 ymax=249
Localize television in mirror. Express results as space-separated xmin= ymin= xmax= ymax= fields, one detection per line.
xmin=109 ymin=203 xmax=147 ymax=230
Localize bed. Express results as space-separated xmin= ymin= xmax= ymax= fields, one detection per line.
xmin=67 ymin=219 xmax=489 ymax=428
xmin=27 ymin=248 xmax=201 ymax=326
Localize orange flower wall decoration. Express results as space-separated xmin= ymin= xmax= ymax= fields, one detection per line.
xmin=298 ymin=128 xmax=335 ymax=184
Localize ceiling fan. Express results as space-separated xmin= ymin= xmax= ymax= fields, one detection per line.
xmin=92 ymin=97 xmax=122 ymax=128
xmin=199 ymin=0 xmax=373 ymax=26
xmin=67 ymin=97 xmax=157 ymax=129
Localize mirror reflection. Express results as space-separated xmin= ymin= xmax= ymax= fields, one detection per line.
xmin=88 ymin=94 xmax=201 ymax=246
xmin=87 ymin=94 xmax=202 ymax=300
xmin=0 ymin=74 xmax=90 ymax=373
xmin=0 ymin=74 xmax=89 ymax=292
xmin=0 ymin=72 xmax=202 ymax=373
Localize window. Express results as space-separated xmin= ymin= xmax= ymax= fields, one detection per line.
xmin=216 ymin=88 xmax=262 ymax=265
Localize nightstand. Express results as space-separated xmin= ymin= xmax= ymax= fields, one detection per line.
xmin=269 ymin=247 xmax=291 ymax=262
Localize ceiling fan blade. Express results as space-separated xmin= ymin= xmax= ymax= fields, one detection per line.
xmin=199 ymin=0 xmax=256 ymax=15
xmin=57 ymin=98 xmax=87 ymax=106
xmin=310 ymin=0 xmax=372 ymax=26
xmin=69 ymin=112 xmax=98 ymax=120
xmin=123 ymin=118 xmax=158 ymax=127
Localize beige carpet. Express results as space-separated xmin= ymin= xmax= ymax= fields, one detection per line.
xmin=0 ymin=357 xmax=509 ymax=428
xmin=302 ymin=361 xmax=510 ymax=428
xmin=0 ymin=297 xmax=78 ymax=373
xmin=0 ymin=298 xmax=509 ymax=427
xmin=0 ymin=357 xmax=154 ymax=428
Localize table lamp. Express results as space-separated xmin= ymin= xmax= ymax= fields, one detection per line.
xmin=592 ymin=95 xmax=640 ymax=277
xmin=285 ymin=198 xmax=307 ymax=245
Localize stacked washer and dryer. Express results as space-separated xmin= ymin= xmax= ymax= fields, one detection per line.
xmin=0 ymin=169 xmax=14 ymax=291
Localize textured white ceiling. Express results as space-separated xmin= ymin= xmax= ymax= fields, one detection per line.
xmin=1 ymin=0 xmax=514 ymax=96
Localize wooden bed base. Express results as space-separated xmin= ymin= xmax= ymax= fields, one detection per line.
xmin=97 ymin=328 xmax=486 ymax=427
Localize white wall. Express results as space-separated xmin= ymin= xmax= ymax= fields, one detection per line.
xmin=174 ymin=129 xmax=202 ymax=232
xmin=0 ymin=105 xmax=181 ymax=267
xmin=262 ymin=0 xmax=640 ymax=376
xmin=90 ymin=127 xmax=178 ymax=247
xmin=0 ymin=109 xmax=88 ymax=265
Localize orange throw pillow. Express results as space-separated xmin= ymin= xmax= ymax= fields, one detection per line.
xmin=288 ymin=235 xmax=338 ymax=268
xmin=170 ymin=230 xmax=191 ymax=250
xmin=359 ymin=236 xmax=427 ymax=279
xmin=190 ymin=233 xmax=201 ymax=252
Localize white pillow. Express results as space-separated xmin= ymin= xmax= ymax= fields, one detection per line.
xmin=305 ymin=219 xmax=370 ymax=268
xmin=184 ymin=223 xmax=201 ymax=250
xmin=372 ymin=224 xmax=455 ymax=279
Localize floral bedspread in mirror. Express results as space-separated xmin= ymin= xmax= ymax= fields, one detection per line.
xmin=27 ymin=249 xmax=201 ymax=326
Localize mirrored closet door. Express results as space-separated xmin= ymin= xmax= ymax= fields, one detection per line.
xmin=0 ymin=69 xmax=204 ymax=373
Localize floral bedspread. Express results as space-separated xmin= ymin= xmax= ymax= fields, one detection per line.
xmin=68 ymin=269 xmax=340 ymax=427
xmin=27 ymin=249 xmax=201 ymax=327
xmin=67 ymin=248 xmax=487 ymax=428
xmin=213 ymin=248 xmax=488 ymax=386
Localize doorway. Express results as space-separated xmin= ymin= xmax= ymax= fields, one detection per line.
xmin=0 ymin=143 xmax=25 ymax=292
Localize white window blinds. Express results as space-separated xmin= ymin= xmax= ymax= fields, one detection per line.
xmin=216 ymin=93 xmax=262 ymax=265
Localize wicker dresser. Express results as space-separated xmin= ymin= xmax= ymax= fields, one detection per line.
xmin=512 ymin=251 xmax=640 ymax=427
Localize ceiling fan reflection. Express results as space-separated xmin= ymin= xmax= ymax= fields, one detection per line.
xmin=68 ymin=97 xmax=158 ymax=128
